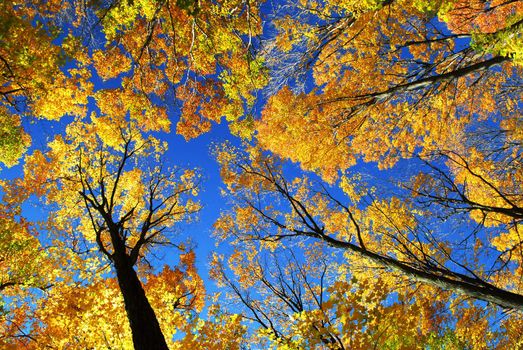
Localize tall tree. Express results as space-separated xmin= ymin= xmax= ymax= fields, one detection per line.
xmin=2 ymin=115 xmax=202 ymax=349
xmin=1 ymin=0 xmax=268 ymax=345
xmin=214 ymin=143 xmax=523 ymax=348
xmin=0 ymin=0 xmax=268 ymax=346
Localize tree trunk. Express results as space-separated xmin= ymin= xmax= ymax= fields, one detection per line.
xmin=314 ymin=232 xmax=523 ymax=311
xmin=114 ymin=258 xmax=169 ymax=350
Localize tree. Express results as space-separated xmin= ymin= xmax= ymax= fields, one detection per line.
xmin=2 ymin=114 xmax=202 ymax=349
xmin=0 ymin=0 xmax=269 ymax=346
xmin=214 ymin=143 xmax=523 ymax=348
xmin=211 ymin=244 xmax=479 ymax=349
xmin=0 ymin=0 xmax=269 ymax=345
xmin=258 ymin=0 xmax=523 ymax=180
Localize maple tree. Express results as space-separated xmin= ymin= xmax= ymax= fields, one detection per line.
xmin=229 ymin=5 xmax=523 ymax=343
xmin=0 ymin=113 xmax=206 ymax=348
xmin=213 ymin=142 xmax=523 ymax=348
xmin=206 ymin=1 xmax=522 ymax=334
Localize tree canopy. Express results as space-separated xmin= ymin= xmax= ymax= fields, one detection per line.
xmin=1 ymin=0 xmax=523 ymax=348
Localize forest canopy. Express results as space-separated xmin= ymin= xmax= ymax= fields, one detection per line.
xmin=1 ymin=0 xmax=523 ymax=349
